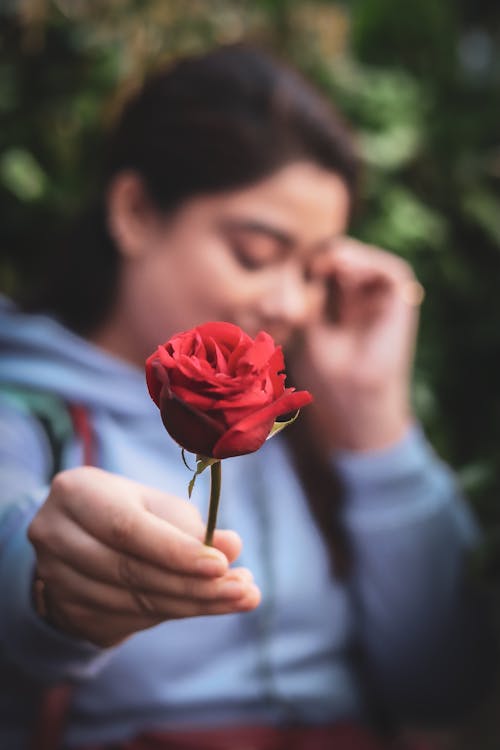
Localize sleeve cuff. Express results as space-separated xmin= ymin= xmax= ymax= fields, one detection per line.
xmin=333 ymin=423 xmax=432 ymax=488
xmin=332 ymin=424 xmax=471 ymax=528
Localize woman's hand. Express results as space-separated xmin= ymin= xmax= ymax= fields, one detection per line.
xmin=294 ymin=238 xmax=423 ymax=452
xmin=28 ymin=467 xmax=261 ymax=647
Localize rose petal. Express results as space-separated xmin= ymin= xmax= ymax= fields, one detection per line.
xmin=171 ymin=384 xmax=230 ymax=411
xmin=212 ymin=388 xmax=313 ymax=458
xmin=205 ymin=337 xmax=230 ymax=374
xmin=145 ymin=355 xmax=169 ymax=406
xmin=237 ymin=333 xmax=276 ymax=374
xmin=159 ymin=388 xmax=225 ymax=456
xmin=197 ymin=322 xmax=249 ymax=350
xmin=175 ymin=355 xmax=214 ymax=381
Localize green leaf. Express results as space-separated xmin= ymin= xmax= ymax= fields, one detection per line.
xmin=0 ymin=148 xmax=48 ymax=202
xmin=187 ymin=455 xmax=219 ymax=498
xmin=188 ymin=473 xmax=197 ymax=499
xmin=462 ymin=188 xmax=500 ymax=246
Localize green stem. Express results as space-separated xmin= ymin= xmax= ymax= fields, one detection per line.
xmin=204 ymin=460 xmax=222 ymax=546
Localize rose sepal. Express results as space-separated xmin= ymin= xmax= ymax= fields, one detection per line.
xmin=266 ymin=410 xmax=300 ymax=441
xmin=181 ymin=450 xmax=220 ymax=498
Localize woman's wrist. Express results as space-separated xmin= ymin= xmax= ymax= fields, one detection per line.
xmin=309 ymin=385 xmax=413 ymax=453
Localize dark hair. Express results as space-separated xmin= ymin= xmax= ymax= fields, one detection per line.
xmin=29 ymin=43 xmax=358 ymax=335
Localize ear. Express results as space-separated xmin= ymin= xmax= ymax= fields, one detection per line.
xmin=106 ymin=172 xmax=157 ymax=260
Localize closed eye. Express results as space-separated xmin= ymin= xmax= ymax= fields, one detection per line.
xmin=225 ymin=227 xmax=289 ymax=271
xmin=231 ymin=241 xmax=277 ymax=271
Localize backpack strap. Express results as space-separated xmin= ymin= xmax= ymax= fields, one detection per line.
xmin=0 ymin=385 xmax=96 ymax=471
xmin=29 ymin=684 xmax=75 ymax=750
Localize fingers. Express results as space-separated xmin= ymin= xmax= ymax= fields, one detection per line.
xmin=38 ymin=555 xmax=259 ymax=617
xmin=32 ymin=511 xmax=245 ymax=596
xmin=35 ymin=518 xmax=252 ymax=600
xmin=36 ymin=541 xmax=260 ymax=648
xmin=313 ymin=237 xmax=414 ymax=283
xmin=49 ymin=588 xmax=261 ymax=648
xmin=47 ymin=469 xmax=229 ymax=576
xmin=311 ymin=238 xmax=420 ymax=330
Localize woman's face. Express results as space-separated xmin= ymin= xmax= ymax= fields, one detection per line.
xmin=115 ymin=161 xmax=350 ymax=363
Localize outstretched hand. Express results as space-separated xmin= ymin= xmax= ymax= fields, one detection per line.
xmin=28 ymin=467 xmax=261 ymax=647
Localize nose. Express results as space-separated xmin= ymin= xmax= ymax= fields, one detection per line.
xmin=261 ymin=263 xmax=311 ymax=328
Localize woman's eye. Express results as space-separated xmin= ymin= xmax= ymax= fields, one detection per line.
xmin=230 ymin=237 xmax=280 ymax=271
xmin=223 ymin=226 xmax=287 ymax=271
xmin=231 ymin=244 xmax=267 ymax=271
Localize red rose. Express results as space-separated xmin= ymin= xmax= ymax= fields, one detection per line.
xmin=146 ymin=322 xmax=312 ymax=459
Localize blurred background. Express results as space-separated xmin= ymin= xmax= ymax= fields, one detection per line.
xmin=0 ymin=0 xmax=499 ymax=569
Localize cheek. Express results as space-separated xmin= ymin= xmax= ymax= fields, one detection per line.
xmin=151 ymin=242 xmax=249 ymax=327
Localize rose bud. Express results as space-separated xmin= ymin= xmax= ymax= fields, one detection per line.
xmin=145 ymin=321 xmax=313 ymax=459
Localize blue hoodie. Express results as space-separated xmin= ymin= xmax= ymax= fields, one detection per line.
xmin=0 ymin=297 xmax=488 ymax=748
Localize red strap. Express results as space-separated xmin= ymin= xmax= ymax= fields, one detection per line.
xmin=68 ymin=403 xmax=96 ymax=466
xmin=29 ymin=683 xmax=73 ymax=750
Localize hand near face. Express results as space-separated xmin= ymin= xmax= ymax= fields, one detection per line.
xmin=28 ymin=468 xmax=261 ymax=647
xmin=292 ymin=239 xmax=423 ymax=452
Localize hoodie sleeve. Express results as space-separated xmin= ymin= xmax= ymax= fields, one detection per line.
xmin=0 ymin=402 xmax=113 ymax=684
xmin=335 ymin=425 xmax=496 ymax=721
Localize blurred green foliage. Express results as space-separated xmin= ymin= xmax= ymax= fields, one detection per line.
xmin=1 ymin=0 xmax=500 ymax=558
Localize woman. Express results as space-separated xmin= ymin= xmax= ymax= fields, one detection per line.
xmin=0 ymin=44 xmax=492 ymax=750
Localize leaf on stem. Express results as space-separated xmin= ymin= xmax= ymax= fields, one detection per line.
xmin=187 ymin=454 xmax=220 ymax=498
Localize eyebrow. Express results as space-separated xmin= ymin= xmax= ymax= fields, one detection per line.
xmin=218 ymin=218 xmax=294 ymax=248
xmin=218 ymin=217 xmax=342 ymax=260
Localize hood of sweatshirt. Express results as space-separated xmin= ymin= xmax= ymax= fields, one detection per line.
xmin=0 ymin=296 xmax=151 ymax=418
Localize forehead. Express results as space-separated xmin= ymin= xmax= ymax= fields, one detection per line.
xmin=204 ymin=161 xmax=351 ymax=242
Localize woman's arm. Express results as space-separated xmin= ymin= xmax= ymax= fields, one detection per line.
xmin=291 ymin=240 xmax=497 ymax=720
xmin=337 ymin=426 xmax=496 ymax=723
